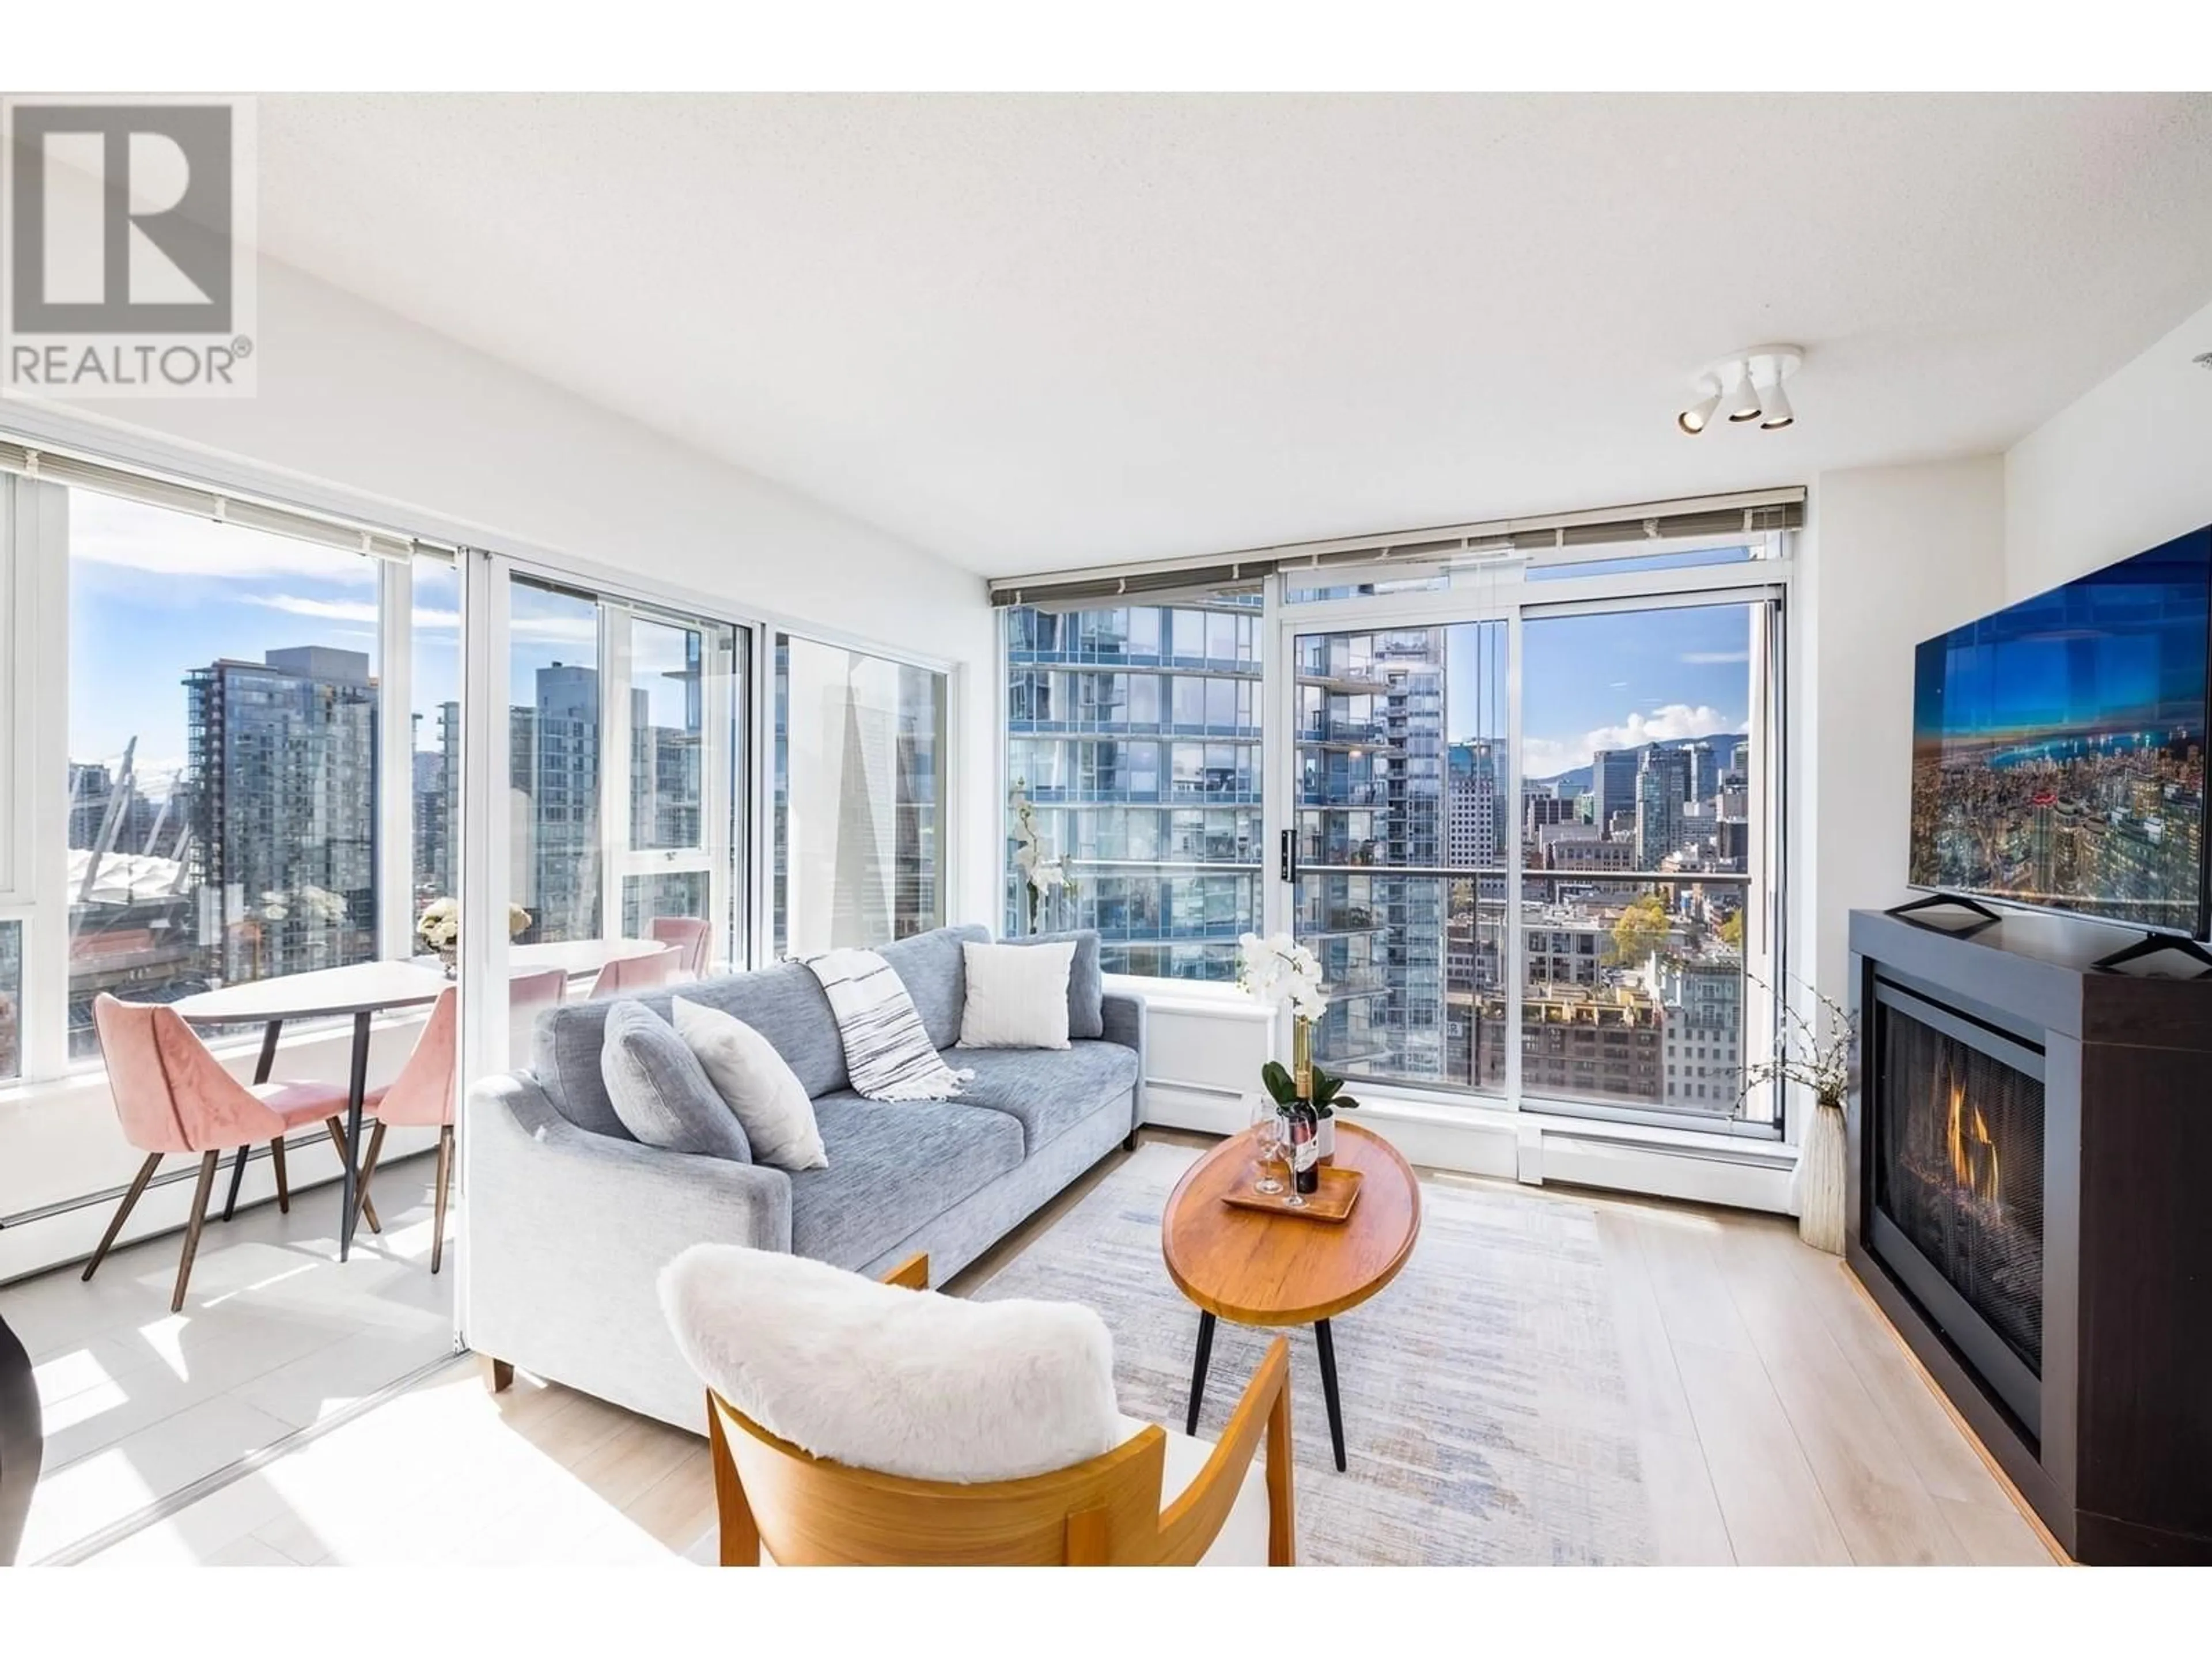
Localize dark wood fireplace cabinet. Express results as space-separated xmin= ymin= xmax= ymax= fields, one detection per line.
xmin=1847 ymin=908 xmax=2212 ymax=1565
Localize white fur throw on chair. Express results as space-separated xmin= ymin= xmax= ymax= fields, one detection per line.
xmin=659 ymin=1244 xmax=1124 ymax=1483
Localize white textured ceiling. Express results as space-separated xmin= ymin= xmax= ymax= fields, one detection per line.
xmin=254 ymin=92 xmax=2212 ymax=575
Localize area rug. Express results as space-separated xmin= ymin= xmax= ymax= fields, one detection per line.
xmin=971 ymin=1142 xmax=1654 ymax=1565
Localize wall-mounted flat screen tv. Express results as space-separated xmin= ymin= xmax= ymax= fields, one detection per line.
xmin=1908 ymin=526 xmax=2211 ymax=938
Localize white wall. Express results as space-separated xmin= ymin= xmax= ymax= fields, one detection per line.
xmin=1797 ymin=457 xmax=2009 ymax=1009
xmin=0 ymin=255 xmax=998 ymax=1279
xmin=2005 ymin=293 xmax=2212 ymax=599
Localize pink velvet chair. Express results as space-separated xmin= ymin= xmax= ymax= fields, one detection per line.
xmin=351 ymin=986 xmax=457 ymax=1275
xmin=86 ymin=995 xmax=381 ymax=1312
xmin=588 ymin=944 xmax=677 ymax=1000
xmin=650 ymin=916 xmax=713 ymax=980
xmin=354 ymin=969 xmax=565 ymax=1275
xmin=505 ymin=965 xmax=569 ymax=1073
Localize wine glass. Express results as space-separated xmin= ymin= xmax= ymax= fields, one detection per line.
xmin=1249 ymin=1097 xmax=1286 ymax=1196
xmin=1282 ymin=1113 xmax=1317 ymax=1209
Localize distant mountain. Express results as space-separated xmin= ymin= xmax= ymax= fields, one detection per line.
xmin=1529 ymin=732 xmax=1748 ymax=795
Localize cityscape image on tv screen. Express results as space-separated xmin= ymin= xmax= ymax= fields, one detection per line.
xmin=1909 ymin=528 xmax=2211 ymax=935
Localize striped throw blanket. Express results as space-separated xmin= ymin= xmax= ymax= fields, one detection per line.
xmin=803 ymin=948 xmax=974 ymax=1102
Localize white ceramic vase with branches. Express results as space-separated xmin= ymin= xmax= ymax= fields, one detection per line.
xmin=1742 ymin=973 xmax=1858 ymax=1254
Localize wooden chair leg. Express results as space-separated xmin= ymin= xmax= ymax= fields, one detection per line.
xmin=1266 ymin=1351 xmax=1297 ymax=1567
xmin=429 ymin=1126 xmax=454 ymax=1275
xmin=171 ymin=1152 xmax=222 ymax=1313
xmin=325 ymin=1118 xmax=380 ymax=1234
xmin=481 ymin=1355 xmax=514 ymax=1394
xmin=353 ymin=1122 xmax=388 ymax=1229
xmin=270 ymin=1138 xmax=290 ymax=1214
xmin=82 ymin=1154 xmax=161 ymax=1283
xmin=707 ymin=1393 xmax=761 ymax=1566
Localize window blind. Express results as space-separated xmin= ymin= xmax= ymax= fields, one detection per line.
xmin=988 ymin=486 xmax=1804 ymax=608
xmin=0 ymin=438 xmax=451 ymax=565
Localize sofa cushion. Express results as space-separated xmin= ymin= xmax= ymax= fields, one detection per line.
xmin=671 ymin=997 xmax=827 ymax=1171
xmin=1006 ymin=929 xmax=1105 ymax=1039
xmin=599 ymin=1001 xmax=753 ymax=1162
xmin=957 ymin=940 xmax=1073 ymax=1051
xmin=876 ymin=923 xmax=989 ymax=1050
xmin=952 ymin=1041 xmax=1139 ymax=1153
xmin=534 ymin=956 xmax=847 ymax=1138
xmin=787 ymin=1092 xmax=1024 ymax=1270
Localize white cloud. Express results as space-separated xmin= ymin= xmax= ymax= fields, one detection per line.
xmin=511 ymin=613 xmax=598 ymax=645
xmin=1525 ymin=702 xmax=1743 ymax=777
xmin=248 ymin=593 xmax=463 ymax=630
xmin=1680 ymin=649 xmax=1750 ymax=665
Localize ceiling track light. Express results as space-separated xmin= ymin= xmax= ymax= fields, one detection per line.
xmin=1677 ymin=377 xmax=1722 ymax=435
xmin=1676 ymin=344 xmax=1804 ymax=437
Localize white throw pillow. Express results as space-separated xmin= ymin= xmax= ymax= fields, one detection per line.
xmin=661 ymin=1244 xmax=1123 ymax=1483
xmin=671 ymin=998 xmax=828 ymax=1171
xmin=958 ymin=939 xmax=1074 ymax=1050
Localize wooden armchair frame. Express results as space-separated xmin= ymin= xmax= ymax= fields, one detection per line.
xmin=704 ymin=1253 xmax=1296 ymax=1566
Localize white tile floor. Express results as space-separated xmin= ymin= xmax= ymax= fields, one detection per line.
xmin=3 ymin=1156 xmax=457 ymax=1564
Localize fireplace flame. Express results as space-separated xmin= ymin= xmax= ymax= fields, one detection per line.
xmin=1944 ymin=1075 xmax=2001 ymax=1203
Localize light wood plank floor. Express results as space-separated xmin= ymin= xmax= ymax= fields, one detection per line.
xmin=86 ymin=1131 xmax=2058 ymax=1566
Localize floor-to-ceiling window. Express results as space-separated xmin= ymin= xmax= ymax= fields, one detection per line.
xmin=772 ymin=633 xmax=948 ymax=956
xmin=1002 ymin=586 xmax=1263 ymax=978
xmin=62 ymin=490 xmax=406 ymax=1056
xmin=998 ymin=521 xmax=1790 ymax=1131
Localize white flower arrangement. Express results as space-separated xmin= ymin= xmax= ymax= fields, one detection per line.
xmin=415 ymin=897 xmax=532 ymax=956
xmin=1236 ymin=930 xmax=1327 ymax=1021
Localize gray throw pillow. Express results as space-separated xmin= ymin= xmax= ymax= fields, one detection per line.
xmin=1009 ymin=929 xmax=1104 ymax=1039
xmin=600 ymin=999 xmax=753 ymax=1162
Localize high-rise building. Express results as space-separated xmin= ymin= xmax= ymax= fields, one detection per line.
xmin=1655 ymin=955 xmax=1744 ymax=1114
xmin=412 ymin=699 xmax=461 ymax=904
xmin=1003 ymin=599 xmax=1263 ymax=979
xmin=186 ymin=645 xmax=379 ymax=983
xmin=1635 ymin=745 xmax=1690 ymax=868
xmin=1590 ymin=748 xmax=1641 ymax=838
xmin=1523 ymin=789 xmax=1574 ymax=845
xmin=512 ymin=661 xmax=603 ymax=942
xmin=1448 ymin=739 xmax=1501 ymax=868
xmin=1684 ymin=740 xmax=1715 ymax=809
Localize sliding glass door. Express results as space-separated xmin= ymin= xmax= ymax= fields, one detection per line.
xmin=1290 ymin=619 xmax=1508 ymax=1094
xmin=1276 ymin=577 xmax=1783 ymax=1130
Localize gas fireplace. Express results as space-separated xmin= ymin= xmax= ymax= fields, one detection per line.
xmin=1870 ymin=986 xmax=2046 ymax=1435
xmin=1849 ymin=907 xmax=2212 ymax=1565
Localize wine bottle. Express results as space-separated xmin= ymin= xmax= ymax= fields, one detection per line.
xmin=1289 ymin=1101 xmax=1320 ymax=1196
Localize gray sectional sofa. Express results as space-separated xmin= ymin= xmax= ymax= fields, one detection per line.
xmin=466 ymin=923 xmax=1145 ymax=1431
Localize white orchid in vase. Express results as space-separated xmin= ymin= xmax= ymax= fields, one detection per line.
xmin=1237 ymin=932 xmax=1357 ymax=1146
xmin=1009 ymin=781 xmax=1080 ymax=933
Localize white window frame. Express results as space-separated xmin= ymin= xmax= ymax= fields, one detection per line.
xmin=600 ymin=601 xmax=742 ymax=967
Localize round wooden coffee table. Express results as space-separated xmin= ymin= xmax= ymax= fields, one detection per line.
xmin=1162 ymin=1119 xmax=1421 ymax=1471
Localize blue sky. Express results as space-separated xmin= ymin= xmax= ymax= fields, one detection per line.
xmin=1452 ymin=603 xmax=1754 ymax=778
xmin=69 ymin=496 xmax=704 ymax=797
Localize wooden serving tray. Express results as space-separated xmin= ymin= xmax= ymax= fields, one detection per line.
xmin=1222 ymin=1164 xmax=1363 ymax=1223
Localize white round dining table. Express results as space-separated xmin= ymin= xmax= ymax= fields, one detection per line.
xmin=165 ymin=939 xmax=671 ymax=1261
